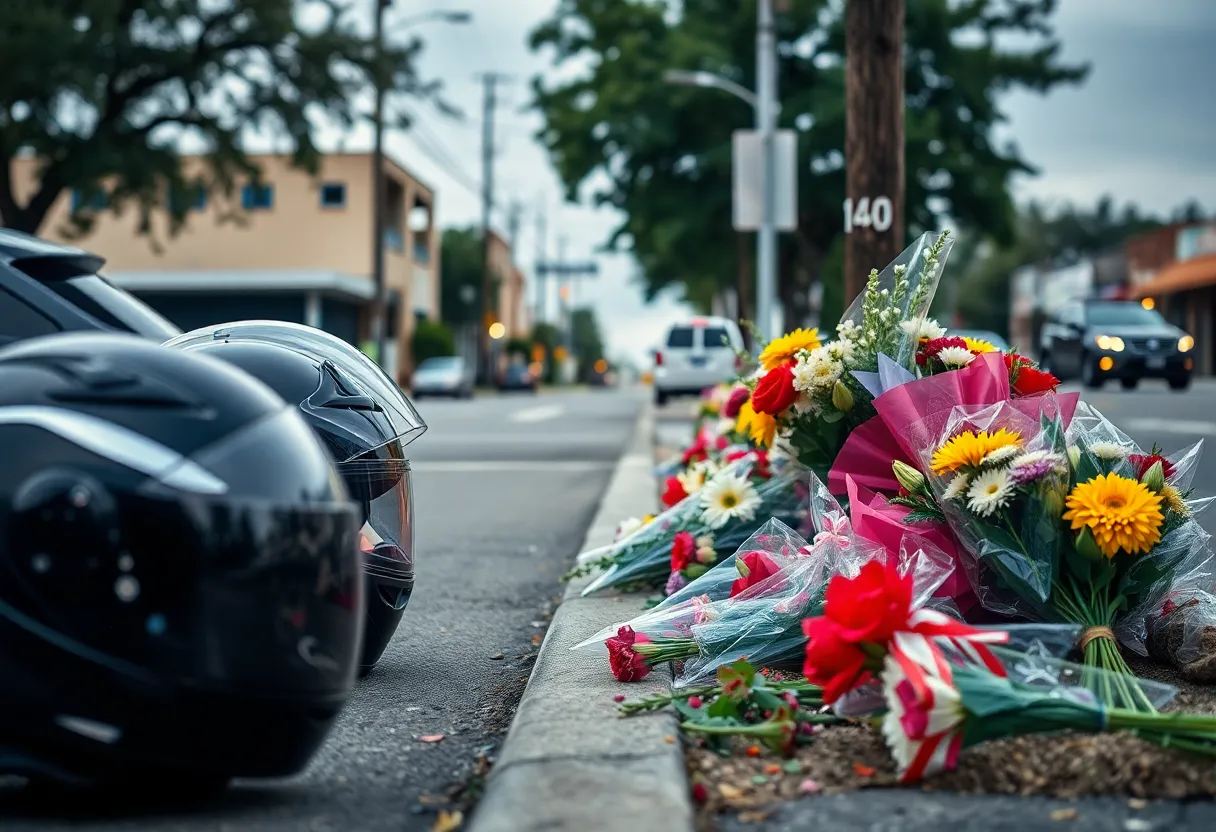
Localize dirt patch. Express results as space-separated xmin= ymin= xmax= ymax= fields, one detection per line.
xmin=687 ymin=660 xmax=1216 ymax=827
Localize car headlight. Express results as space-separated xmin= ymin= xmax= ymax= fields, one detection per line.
xmin=1094 ymin=335 xmax=1124 ymax=352
xmin=1179 ymin=335 xmax=1195 ymax=353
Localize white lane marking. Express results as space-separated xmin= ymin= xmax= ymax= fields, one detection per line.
xmin=418 ymin=432 xmax=611 ymax=444
xmin=510 ymin=404 xmax=566 ymax=424
xmin=1124 ymin=418 xmax=1216 ymax=436
xmin=410 ymin=460 xmax=613 ymax=473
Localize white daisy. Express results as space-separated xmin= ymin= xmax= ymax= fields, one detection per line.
xmin=980 ymin=445 xmax=1021 ymax=467
xmin=1090 ymin=442 xmax=1129 ymax=460
xmin=966 ymin=468 xmax=1015 ymax=517
xmin=614 ymin=516 xmax=645 ymax=542
xmin=804 ymin=350 xmax=843 ymax=393
xmin=943 ymin=472 xmax=971 ymax=501
xmin=899 ymin=317 xmax=947 ymax=341
xmin=699 ymin=473 xmax=762 ymax=529
xmin=936 ymin=346 xmax=976 ymax=369
xmin=677 ymin=467 xmax=707 ymax=497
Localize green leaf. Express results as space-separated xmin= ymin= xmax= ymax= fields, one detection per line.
xmin=683 ymin=563 xmax=710 ymax=580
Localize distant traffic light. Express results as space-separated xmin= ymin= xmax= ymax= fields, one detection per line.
xmin=593 ymin=358 xmax=608 ymax=374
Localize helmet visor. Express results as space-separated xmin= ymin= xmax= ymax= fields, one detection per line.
xmin=339 ymin=452 xmax=414 ymax=588
xmin=163 ymin=321 xmax=427 ymax=450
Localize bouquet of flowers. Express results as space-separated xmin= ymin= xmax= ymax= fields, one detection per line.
xmin=798 ymin=551 xmax=1216 ymax=783
xmin=567 ymin=452 xmax=811 ymax=596
xmin=580 ymin=478 xmax=959 ymax=687
xmin=920 ymin=399 xmax=1206 ymax=710
xmin=738 ymin=231 xmax=954 ymax=482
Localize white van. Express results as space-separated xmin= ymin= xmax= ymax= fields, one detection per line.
xmin=653 ymin=316 xmax=745 ymax=406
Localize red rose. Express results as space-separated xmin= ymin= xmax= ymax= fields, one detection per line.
xmin=1130 ymin=453 xmax=1176 ymax=480
xmin=605 ymin=626 xmax=652 ymax=682
xmin=671 ymin=531 xmax=696 ymax=573
xmin=661 ymin=476 xmax=688 ymax=508
xmin=822 ymin=559 xmax=912 ymax=644
xmin=723 ymin=385 xmax=751 ymax=419
xmin=682 ymin=435 xmax=709 ymax=465
xmin=729 ymin=551 xmax=783 ymax=598
xmin=1012 ymin=366 xmax=1059 ymax=396
xmin=751 ymin=362 xmax=798 ymax=415
xmin=802 ymin=617 xmax=872 ymax=703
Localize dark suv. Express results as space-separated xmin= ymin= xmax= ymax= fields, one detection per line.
xmin=0 ymin=228 xmax=181 ymax=345
xmin=1039 ymin=299 xmax=1194 ymax=390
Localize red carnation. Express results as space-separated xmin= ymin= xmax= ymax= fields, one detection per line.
xmin=729 ymin=551 xmax=782 ymax=598
xmin=605 ymin=626 xmax=652 ymax=682
xmin=920 ymin=336 xmax=968 ymax=361
xmin=723 ymin=385 xmax=751 ymax=419
xmin=661 ymin=476 xmax=688 ymax=508
xmin=671 ymin=531 xmax=696 ymax=573
xmin=1130 ymin=453 xmax=1176 ymax=481
xmin=751 ymin=362 xmax=798 ymax=415
xmin=802 ymin=617 xmax=871 ymax=704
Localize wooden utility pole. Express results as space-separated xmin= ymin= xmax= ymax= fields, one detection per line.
xmin=475 ymin=72 xmax=512 ymax=384
xmin=843 ymin=0 xmax=905 ymax=302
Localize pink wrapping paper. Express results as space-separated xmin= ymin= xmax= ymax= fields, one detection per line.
xmin=845 ymin=475 xmax=978 ymax=615
xmin=830 ymin=352 xmax=1079 ymax=494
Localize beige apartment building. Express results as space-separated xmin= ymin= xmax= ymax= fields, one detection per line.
xmin=10 ymin=151 xmax=439 ymax=382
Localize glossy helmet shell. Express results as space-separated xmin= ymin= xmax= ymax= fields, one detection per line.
xmin=167 ymin=337 xmax=415 ymax=675
xmin=0 ymin=332 xmax=363 ymax=789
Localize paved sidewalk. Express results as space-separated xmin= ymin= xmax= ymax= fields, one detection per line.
xmin=467 ymin=405 xmax=695 ymax=832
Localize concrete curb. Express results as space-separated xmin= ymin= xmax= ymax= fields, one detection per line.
xmin=467 ymin=403 xmax=695 ymax=832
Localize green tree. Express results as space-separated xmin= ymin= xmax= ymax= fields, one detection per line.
xmin=529 ymin=0 xmax=1087 ymax=331
xmin=530 ymin=321 xmax=563 ymax=384
xmin=411 ymin=319 xmax=456 ymax=364
xmin=440 ymin=226 xmax=506 ymax=327
xmin=571 ymin=307 xmax=605 ymax=382
xmin=0 ymin=1 xmax=426 ymax=237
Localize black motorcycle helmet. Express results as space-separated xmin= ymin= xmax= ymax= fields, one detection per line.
xmin=163 ymin=321 xmax=427 ymax=676
xmin=0 ymin=332 xmax=364 ymax=792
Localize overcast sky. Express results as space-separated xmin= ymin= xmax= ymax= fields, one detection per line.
xmin=324 ymin=0 xmax=1216 ymax=366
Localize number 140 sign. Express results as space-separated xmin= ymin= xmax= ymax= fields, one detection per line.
xmin=843 ymin=196 xmax=893 ymax=234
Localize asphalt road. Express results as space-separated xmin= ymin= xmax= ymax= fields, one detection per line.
xmin=0 ymin=387 xmax=644 ymax=832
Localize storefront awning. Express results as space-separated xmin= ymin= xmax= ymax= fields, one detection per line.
xmin=1131 ymin=252 xmax=1216 ymax=299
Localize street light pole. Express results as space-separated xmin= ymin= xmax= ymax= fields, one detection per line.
xmin=755 ymin=0 xmax=777 ymax=342
xmin=371 ymin=0 xmax=389 ymax=371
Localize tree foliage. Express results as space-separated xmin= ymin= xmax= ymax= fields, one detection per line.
xmin=571 ymin=306 xmax=605 ymax=382
xmin=529 ymin=0 xmax=1088 ymax=329
xmin=954 ymin=196 xmax=1207 ymax=337
xmin=440 ymin=227 xmax=485 ymax=326
xmin=0 ymin=0 xmax=427 ymax=237
xmin=411 ymin=318 xmax=456 ymax=364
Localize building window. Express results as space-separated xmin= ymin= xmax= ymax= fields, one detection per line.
xmin=241 ymin=183 xmax=274 ymax=211
xmin=319 ymin=182 xmax=346 ymax=208
xmin=70 ymin=188 xmax=108 ymax=212
xmin=168 ymin=184 xmax=207 ymax=212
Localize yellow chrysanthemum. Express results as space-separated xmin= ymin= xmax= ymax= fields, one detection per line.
xmin=759 ymin=328 xmax=821 ymax=371
xmin=736 ymin=399 xmax=777 ymax=448
xmin=962 ymin=336 xmax=998 ymax=354
xmin=1063 ymin=473 xmax=1164 ymax=558
xmin=1160 ymin=485 xmax=1190 ymax=517
xmin=930 ymin=429 xmax=1023 ymax=475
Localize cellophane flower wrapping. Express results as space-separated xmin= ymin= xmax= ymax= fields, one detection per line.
xmin=673 ymin=492 xmax=959 ymax=689
xmin=572 ymin=517 xmax=812 ymax=652
xmin=745 ymin=231 xmax=954 ymax=484
xmin=574 ymin=453 xmax=811 ymax=596
xmin=921 ymin=399 xmax=1203 ymax=710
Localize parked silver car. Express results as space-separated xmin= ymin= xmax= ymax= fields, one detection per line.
xmin=411 ymin=355 xmax=474 ymax=399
